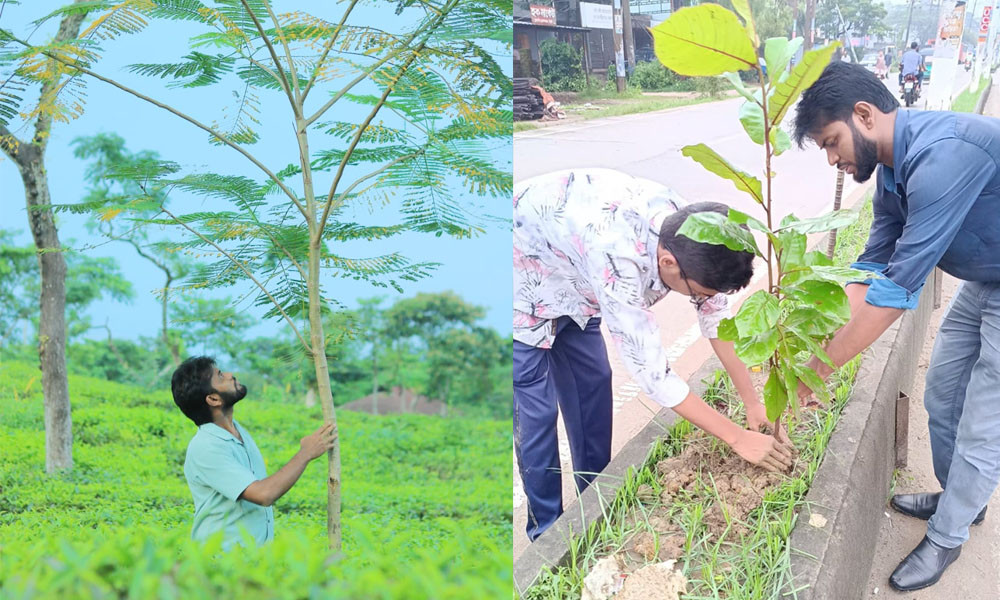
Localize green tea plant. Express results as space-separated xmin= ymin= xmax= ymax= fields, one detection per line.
xmin=0 ymin=360 xmax=512 ymax=599
xmin=650 ymin=2 xmax=874 ymax=438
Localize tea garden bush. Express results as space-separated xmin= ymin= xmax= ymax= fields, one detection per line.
xmin=0 ymin=362 xmax=511 ymax=598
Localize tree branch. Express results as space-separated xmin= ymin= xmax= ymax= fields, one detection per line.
xmin=303 ymin=0 xmax=458 ymax=128
xmin=317 ymin=39 xmax=431 ymax=237
xmin=0 ymin=123 xmax=24 ymax=165
xmin=301 ymin=0 xmax=360 ymax=102
xmin=240 ymin=0 xmax=300 ymax=116
xmin=159 ymin=205 xmax=311 ymax=353
xmin=32 ymin=0 xmax=89 ymax=150
xmin=262 ymin=0 xmax=302 ymax=103
xmin=322 ymin=149 xmax=424 ymax=228
xmin=13 ymin=38 xmax=309 ymax=219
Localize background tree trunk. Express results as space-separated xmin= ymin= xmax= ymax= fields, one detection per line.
xmin=806 ymin=0 xmax=818 ymax=47
xmin=18 ymin=150 xmax=73 ymax=472
xmin=0 ymin=3 xmax=89 ymax=473
xmin=371 ymin=345 xmax=378 ymax=415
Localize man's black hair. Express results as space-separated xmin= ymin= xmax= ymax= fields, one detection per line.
xmin=172 ymin=356 xmax=217 ymax=426
xmin=911 ymin=42 xmax=918 ymax=49
xmin=659 ymin=202 xmax=754 ymax=294
xmin=792 ymin=61 xmax=899 ymax=148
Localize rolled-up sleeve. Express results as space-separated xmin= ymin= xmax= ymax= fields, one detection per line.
xmin=865 ymin=140 xmax=995 ymax=309
xmin=587 ymin=252 xmax=690 ymax=408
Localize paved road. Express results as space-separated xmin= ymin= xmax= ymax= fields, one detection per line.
xmin=511 ymin=66 xmax=978 ymax=561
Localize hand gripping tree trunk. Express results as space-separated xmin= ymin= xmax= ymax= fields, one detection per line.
xmin=0 ymin=2 xmax=89 ymax=472
xmin=308 ymin=241 xmax=342 ymax=550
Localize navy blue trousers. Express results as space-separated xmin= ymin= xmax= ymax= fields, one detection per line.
xmin=513 ymin=316 xmax=613 ymax=541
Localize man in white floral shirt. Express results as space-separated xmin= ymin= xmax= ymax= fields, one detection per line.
xmin=513 ymin=168 xmax=793 ymax=541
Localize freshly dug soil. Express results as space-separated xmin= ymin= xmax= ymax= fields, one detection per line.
xmin=623 ymin=430 xmax=806 ymax=570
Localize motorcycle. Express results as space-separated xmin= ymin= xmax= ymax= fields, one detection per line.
xmin=965 ymin=59 xmax=973 ymax=72
xmin=902 ymin=73 xmax=920 ymax=107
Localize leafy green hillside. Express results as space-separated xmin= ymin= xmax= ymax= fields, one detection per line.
xmin=0 ymin=361 xmax=512 ymax=599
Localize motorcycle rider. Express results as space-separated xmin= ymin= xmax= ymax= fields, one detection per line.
xmin=899 ymin=42 xmax=924 ymax=95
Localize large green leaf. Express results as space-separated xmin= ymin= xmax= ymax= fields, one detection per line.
xmin=784 ymin=265 xmax=878 ymax=287
xmin=681 ymin=143 xmax=763 ymax=204
xmin=730 ymin=0 xmax=758 ymax=45
xmin=677 ymin=211 xmax=761 ymax=256
xmin=787 ymin=280 xmax=851 ymax=323
xmin=787 ymin=325 xmax=837 ymax=370
xmin=717 ymin=316 xmax=739 ymax=342
xmin=739 ymin=100 xmax=765 ymax=145
xmin=735 ymin=290 xmax=780 ymax=337
xmin=763 ymin=369 xmax=788 ymax=421
xmin=777 ymin=230 xmax=807 ymax=272
xmin=764 ymin=37 xmax=803 ymax=84
xmin=727 ymin=208 xmax=769 ymax=234
xmin=735 ymin=327 xmax=780 ymax=365
xmin=784 ymin=305 xmax=845 ymax=337
xmin=794 ymin=364 xmax=831 ymax=402
xmin=652 ymin=4 xmax=757 ymax=77
xmin=770 ymin=42 xmax=839 ymax=127
xmin=778 ymin=209 xmax=859 ymax=234
xmin=771 ymin=127 xmax=792 ymax=155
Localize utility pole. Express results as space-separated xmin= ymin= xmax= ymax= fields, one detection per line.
xmin=612 ymin=0 xmax=627 ymax=92
xmin=623 ymin=0 xmax=635 ymax=71
xmin=835 ymin=3 xmax=859 ymax=62
xmin=904 ymin=0 xmax=917 ymax=45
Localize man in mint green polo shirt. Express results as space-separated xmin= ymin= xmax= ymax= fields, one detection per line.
xmin=171 ymin=356 xmax=336 ymax=549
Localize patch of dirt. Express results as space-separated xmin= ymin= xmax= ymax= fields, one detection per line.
xmin=621 ymin=430 xmax=806 ymax=573
xmin=617 ymin=561 xmax=687 ymax=600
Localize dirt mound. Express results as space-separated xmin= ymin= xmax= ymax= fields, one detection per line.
xmin=623 ymin=431 xmax=804 ymax=569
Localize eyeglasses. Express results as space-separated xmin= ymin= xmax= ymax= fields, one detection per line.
xmin=663 ymin=244 xmax=709 ymax=311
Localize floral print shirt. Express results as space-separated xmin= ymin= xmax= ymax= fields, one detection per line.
xmin=513 ymin=169 xmax=731 ymax=408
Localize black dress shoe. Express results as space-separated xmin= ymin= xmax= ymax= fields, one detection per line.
xmin=889 ymin=536 xmax=962 ymax=591
xmin=890 ymin=492 xmax=987 ymax=525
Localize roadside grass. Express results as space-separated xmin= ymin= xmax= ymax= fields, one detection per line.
xmin=514 ymin=121 xmax=539 ymax=133
xmin=952 ymin=77 xmax=987 ymax=113
xmin=520 ymin=196 xmax=876 ymax=600
xmin=564 ymin=96 xmax=722 ymax=122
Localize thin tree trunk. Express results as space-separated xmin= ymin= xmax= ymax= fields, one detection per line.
xmin=297 ymin=106 xmax=342 ymax=551
xmin=371 ymin=345 xmax=378 ymax=415
xmin=827 ymin=169 xmax=845 ymax=259
xmin=307 ymin=243 xmax=342 ymax=552
xmin=161 ymin=274 xmax=180 ymax=365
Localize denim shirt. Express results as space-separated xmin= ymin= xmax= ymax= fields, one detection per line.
xmin=852 ymin=109 xmax=1000 ymax=309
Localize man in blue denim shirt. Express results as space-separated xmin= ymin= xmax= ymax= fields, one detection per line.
xmin=793 ymin=61 xmax=1000 ymax=592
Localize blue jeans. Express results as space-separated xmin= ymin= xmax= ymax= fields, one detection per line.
xmin=513 ymin=316 xmax=613 ymax=541
xmin=924 ymin=281 xmax=1000 ymax=547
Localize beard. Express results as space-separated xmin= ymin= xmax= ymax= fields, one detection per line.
xmin=219 ymin=382 xmax=248 ymax=408
xmin=848 ymin=120 xmax=880 ymax=183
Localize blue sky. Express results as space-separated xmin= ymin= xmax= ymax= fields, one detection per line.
xmin=1 ymin=1 xmax=513 ymax=349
